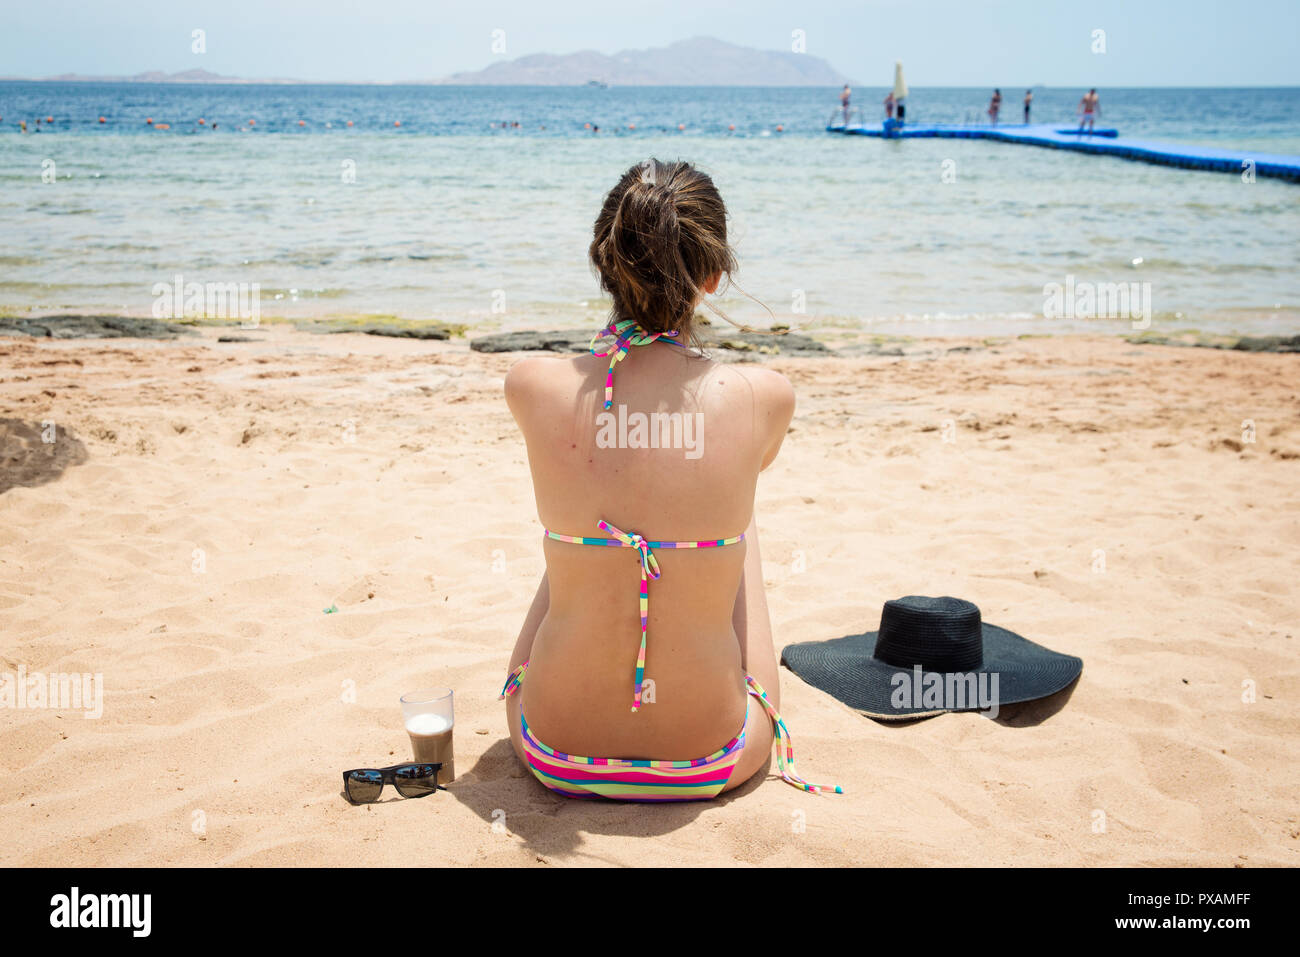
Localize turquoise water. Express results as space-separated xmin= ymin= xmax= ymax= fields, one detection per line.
xmin=2 ymin=83 xmax=1298 ymax=336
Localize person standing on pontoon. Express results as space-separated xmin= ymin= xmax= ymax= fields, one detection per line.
xmin=884 ymin=91 xmax=895 ymax=120
xmin=1077 ymin=89 xmax=1100 ymax=132
xmin=988 ymin=89 xmax=1002 ymax=125
xmin=840 ymin=84 xmax=852 ymax=125
xmin=1023 ymin=89 xmax=1033 ymax=123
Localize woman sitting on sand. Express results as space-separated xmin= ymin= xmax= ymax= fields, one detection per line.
xmin=499 ymin=159 xmax=839 ymax=801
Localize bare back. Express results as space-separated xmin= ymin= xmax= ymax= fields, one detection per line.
xmin=505 ymin=341 xmax=793 ymax=759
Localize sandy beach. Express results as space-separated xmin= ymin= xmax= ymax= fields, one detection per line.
xmin=1 ymin=325 xmax=1297 ymax=867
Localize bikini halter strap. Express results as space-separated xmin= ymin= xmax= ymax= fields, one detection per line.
xmin=589 ymin=318 xmax=684 ymax=411
xmin=542 ymin=519 xmax=744 ymax=712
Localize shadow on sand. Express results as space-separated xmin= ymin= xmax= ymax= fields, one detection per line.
xmin=0 ymin=418 xmax=89 ymax=495
xmin=869 ymin=676 xmax=1081 ymax=729
xmin=446 ymin=738 xmax=768 ymax=862
xmin=439 ymin=673 xmax=1078 ymax=858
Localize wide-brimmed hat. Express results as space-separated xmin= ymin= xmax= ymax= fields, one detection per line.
xmin=780 ymin=596 xmax=1082 ymax=720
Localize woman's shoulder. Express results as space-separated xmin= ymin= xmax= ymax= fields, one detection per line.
xmin=503 ymin=353 xmax=581 ymax=400
xmin=504 ymin=349 xmax=795 ymax=422
xmin=714 ymin=362 xmax=795 ymax=410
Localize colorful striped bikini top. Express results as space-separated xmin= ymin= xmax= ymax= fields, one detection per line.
xmin=542 ymin=318 xmax=743 ymax=713
xmin=543 ymin=521 xmax=745 ymax=712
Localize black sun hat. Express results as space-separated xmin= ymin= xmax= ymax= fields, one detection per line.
xmin=780 ymin=596 xmax=1082 ymax=720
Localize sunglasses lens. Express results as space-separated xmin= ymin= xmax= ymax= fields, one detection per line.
xmin=346 ymin=770 xmax=384 ymax=804
xmin=393 ymin=763 xmax=440 ymax=798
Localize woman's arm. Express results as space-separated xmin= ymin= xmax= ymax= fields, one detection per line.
xmin=731 ymin=512 xmax=782 ymax=707
xmin=756 ymin=368 xmax=796 ymax=472
xmin=731 ymin=369 xmax=795 ymax=701
xmin=508 ymin=571 xmax=549 ymax=671
xmin=504 ymin=358 xmax=553 ymax=672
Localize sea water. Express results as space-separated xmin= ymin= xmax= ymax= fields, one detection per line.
xmin=2 ymin=83 xmax=1297 ymax=337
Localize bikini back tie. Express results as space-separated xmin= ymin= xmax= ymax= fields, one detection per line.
xmin=542 ymin=520 xmax=744 ymax=711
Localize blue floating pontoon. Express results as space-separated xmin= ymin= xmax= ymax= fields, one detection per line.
xmin=827 ymin=121 xmax=1300 ymax=182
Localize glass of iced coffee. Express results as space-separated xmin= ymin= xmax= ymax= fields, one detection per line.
xmin=401 ymin=688 xmax=454 ymax=786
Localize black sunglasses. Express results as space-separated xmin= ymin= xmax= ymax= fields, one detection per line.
xmin=343 ymin=763 xmax=445 ymax=804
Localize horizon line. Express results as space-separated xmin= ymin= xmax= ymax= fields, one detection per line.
xmin=4 ymin=77 xmax=1300 ymax=90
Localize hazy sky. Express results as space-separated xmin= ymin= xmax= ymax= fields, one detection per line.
xmin=4 ymin=0 xmax=1298 ymax=86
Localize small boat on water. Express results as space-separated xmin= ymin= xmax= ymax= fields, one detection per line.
xmin=586 ymin=78 xmax=609 ymax=89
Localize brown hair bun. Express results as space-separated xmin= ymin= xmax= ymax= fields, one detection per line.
xmin=589 ymin=159 xmax=736 ymax=345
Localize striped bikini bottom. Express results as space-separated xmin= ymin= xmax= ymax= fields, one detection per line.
xmin=500 ymin=663 xmax=841 ymax=801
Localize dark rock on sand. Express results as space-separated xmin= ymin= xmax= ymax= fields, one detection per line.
xmin=217 ymin=335 xmax=261 ymax=343
xmin=470 ymin=328 xmax=832 ymax=356
xmin=294 ymin=319 xmax=456 ymax=340
xmin=470 ymin=329 xmax=595 ymax=353
xmin=1126 ymin=332 xmax=1300 ymax=353
xmin=350 ymin=324 xmax=451 ymax=340
xmin=0 ymin=315 xmax=197 ymax=340
xmin=1233 ymin=335 xmax=1300 ymax=353
xmin=707 ymin=331 xmax=830 ymax=356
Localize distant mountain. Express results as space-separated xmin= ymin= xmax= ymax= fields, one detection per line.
xmin=9 ymin=68 xmax=305 ymax=85
xmin=6 ymin=38 xmax=853 ymax=87
xmin=432 ymin=37 xmax=854 ymax=87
